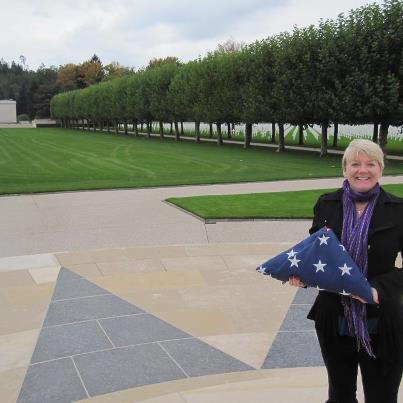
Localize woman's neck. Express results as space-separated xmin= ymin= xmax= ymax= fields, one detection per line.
xmin=355 ymin=201 xmax=368 ymax=215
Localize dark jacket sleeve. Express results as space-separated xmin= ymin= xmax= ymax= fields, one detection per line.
xmin=370 ymin=268 xmax=403 ymax=305
xmin=368 ymin=196 xmax=403 ymax=368
xmin=369 ymin=198 xmax=403 ymax=306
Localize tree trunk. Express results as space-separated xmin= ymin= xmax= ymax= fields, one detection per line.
xmin=209 ymin=123 xmax=213 ymax=138
xmin=114 ymin=120 xmax=118 ymax=134
xmin=147 ymin=120 xmax=151 ymax=138
xmin=320 ymin=123 xmax=328 ymax=157
xmin=195 ymin=121 xmax=200 ymax=143
xmin=244 ymin=123 xmax=252 ymax=148
xmin=174 ymin=121 xmax=180 ymax=141
xmin=216 ymin=123 xmax=223 ymax=145
xmin=271 ymin=122 xmax=276 ymax=143
xmin=298 ymin=124 xmax=304 ymax=145
xmin=379 ymin=122 xmax=389 ymax=157
xmin=372 ymin=123 xmax=379 ymax=143
xmin=106 ymin=120 xmax=110 ymax=133
xmin=227 ymin=122 xmax=232 ymax=138
xmin=87 ymin=119 xmax=91 ymax=131
xmin=332 ymin=123 xmax=339 ymax=147
xmin=170 ymin=122 xmax=173 ymax=134
xmin=159 ymin=121 xmax=164 ymax=139
xmin=180 ymin=121 xmax=184 ymax=135
xmin=124 ymin=120 xmax=128 ymax=135
xmin=133 ymin=119 xmax=138 ymax=136
xmin=277 ymin=123 xmax=285 ymax=152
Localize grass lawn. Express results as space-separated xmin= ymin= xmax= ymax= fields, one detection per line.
xmin=1 ymin=128 xmax=403 ymax=195
xmin=167 ymin=184 xmax=403 ymax=220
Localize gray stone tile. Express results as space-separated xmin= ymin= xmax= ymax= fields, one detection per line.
xmin=292 ymin=287 xmax=318 ymax=304
xmin=160 ymin=338 xmax=253 ymax=377
xmin=99 ymin=314 xmax=191 ymax=347
xmin=44 ymin=294 xmax=144 ymax=326
xmin=17 ymin=358 xmax=88 ymax=403
xmin=261 ymin=331 xmax=324 ymax=368
xmin=280 ymin=304 xmax=315 ymax=331
xmin=31 ymin=321 xmax=113 ymax=363
xmin=73 ymin=344 xmax=186 ymax=396
xmin=57 ymin=267 xmax=82 ymax=282
xmin=52 ymin=278 xmax=110 ymax=301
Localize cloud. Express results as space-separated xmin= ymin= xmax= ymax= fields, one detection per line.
xmin=0 ymin=0 xmax=384 ymax=70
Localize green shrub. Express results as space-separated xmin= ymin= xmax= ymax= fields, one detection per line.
xmin=17 ymin=114 xmax=30 ymax=122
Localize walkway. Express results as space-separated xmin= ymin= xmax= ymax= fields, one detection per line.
xmin=2 ymin=175 xmax=403 ymax=258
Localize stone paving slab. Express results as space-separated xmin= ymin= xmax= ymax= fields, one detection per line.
xmin=99 ymin=314 xmax=191 ymax=347
xmin=31 ymin=321 xmax=113 ymax=363
xmin=44 ymin=294 xmax=142 ymax=326
xmin=280 ymin=305 xmax=315 ymax=332
xmin=261 ymin=288 xmax=323 ymax=369
xmin=292 ymin=286 xmax=318 ymax=304
xmin=160 ymin=338 xmax=253 ymax=377
xmin=74 ymin=344 xmax=187 ymax=397
xmin=17 ymin=358 xmax=88 ymax=403
xmin=51 ymin=277 xmax=111 ymax=300
xmin=262 ymin=331 xmax=323 ymax=369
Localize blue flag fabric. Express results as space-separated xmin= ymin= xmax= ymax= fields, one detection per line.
xmin=256 ymin=227 xmax=374 ymax=304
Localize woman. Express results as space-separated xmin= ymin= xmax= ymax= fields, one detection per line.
xmin=290 ymin=139 xmax=403 ymax=403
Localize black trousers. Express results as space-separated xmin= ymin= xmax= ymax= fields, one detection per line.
xmin=316 ymin=328 xmax=402 ymax=403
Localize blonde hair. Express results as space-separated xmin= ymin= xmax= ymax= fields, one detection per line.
xmin=342 ymin=139 xmax=384 ymax=171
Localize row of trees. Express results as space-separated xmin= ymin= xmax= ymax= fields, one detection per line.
xmin=51 ymin=0 xmax=403 ymax=156
xmin=0 ymin=55 xmax=132 ymax=119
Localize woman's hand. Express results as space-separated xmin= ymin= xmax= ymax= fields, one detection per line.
xmin=288 ymin=275 xmax=306 ymax=288
xmin=351 ymin=288 xmax=379 ymax=304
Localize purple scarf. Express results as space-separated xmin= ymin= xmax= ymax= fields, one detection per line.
xmin=341 ymin=179 xmax=380 ymax=357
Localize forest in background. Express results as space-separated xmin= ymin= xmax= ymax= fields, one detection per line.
xmin=0 ymin=55 xmax=133 ymax=119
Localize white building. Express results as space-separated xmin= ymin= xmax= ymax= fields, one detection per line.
xmin=0 ymin=100 xmax=17 ymax=123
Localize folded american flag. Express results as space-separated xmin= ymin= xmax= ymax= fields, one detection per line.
xmin=256 ymin=227 xmax=374 ymax=303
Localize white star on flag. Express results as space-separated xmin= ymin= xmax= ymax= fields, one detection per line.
xmin=286 ymin=249 xmax=297 ymax=258
xmin=339 ymin=263 xmax=352 ymax=276
xmin=339 ymin=244 xmax=346 ymax=252
xmin=257 ymin=266 xmax=266 ymax=274
xmin=288 ymin=255 xmax=301 ymax=268
xmin=318 ymin=234 xmax=330 ymax=245
xmin=313 ymin=259 xmax=326 ymax=272
xmin=341 ymin=289 xmax=351 ymax=296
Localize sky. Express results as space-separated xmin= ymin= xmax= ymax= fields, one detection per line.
xmin=0 ymin=0 xmax=384 ymax=71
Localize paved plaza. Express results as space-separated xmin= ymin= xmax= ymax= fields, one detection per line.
xmin=1 ymin=176 xmax=402 ymax=402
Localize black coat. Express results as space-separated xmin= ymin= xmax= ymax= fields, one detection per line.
xmin=307 ymin=187 xmax=403 ymax=368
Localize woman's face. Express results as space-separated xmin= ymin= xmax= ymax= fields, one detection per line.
xmin=343 ymin=151 xmax=382 ymax=193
